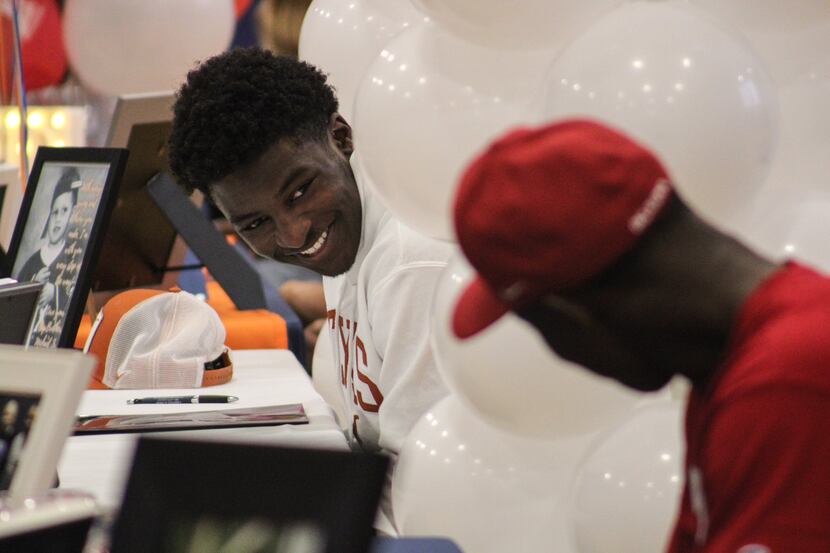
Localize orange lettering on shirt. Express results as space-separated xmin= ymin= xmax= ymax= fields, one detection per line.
xmin=353 ymin=325 xmax=383 ymax=412
xmin=329 ymin=315 xmax=384 ymax=414
xmin=338 ymin=316 xmax=350 ymax=386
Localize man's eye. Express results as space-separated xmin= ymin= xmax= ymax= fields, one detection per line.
xmin=291 ymin=180 xmax=313 ymax=202
xmin=242 ymin=217 xmax=267 ymax=232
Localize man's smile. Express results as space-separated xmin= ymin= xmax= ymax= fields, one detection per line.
xmin=298 ymin=224 xmax=331 ymax=257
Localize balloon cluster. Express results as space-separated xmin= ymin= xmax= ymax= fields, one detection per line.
xmin=281 ymin=1 xmax=830 ymax=552
xmin=60 ymin=5 xmax=828 ymax=551
xmin=61 ymin=0 xmax=820 ymax=551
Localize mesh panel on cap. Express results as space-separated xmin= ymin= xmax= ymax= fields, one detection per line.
xmin=102 ymin=292 xmax=227 ymax=389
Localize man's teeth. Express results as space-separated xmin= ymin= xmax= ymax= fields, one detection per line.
xmin=300 ymin=230 xmax=328 ymax=256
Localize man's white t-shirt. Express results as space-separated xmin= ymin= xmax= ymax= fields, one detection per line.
xmin=322 ymin=155 xmax=455 ymax=456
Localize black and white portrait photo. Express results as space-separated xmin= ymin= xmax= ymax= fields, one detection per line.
xmin=0 ymin=392 xmax=41 ymax=491
xmin=10 ymin=161 xmax=111 ymax=347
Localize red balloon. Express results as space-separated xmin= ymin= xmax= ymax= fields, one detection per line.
xmin=235 ymin=0 xmax=254 ymax=19
xmin=7 ymin=0 xmax=68 ymax=91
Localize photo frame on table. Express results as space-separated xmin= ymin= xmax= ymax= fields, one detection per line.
xmin=110 ymin=437 xmax=389 ymax=553
xmin=0 ymin=163 xmax=22 ymax=256
xmin=92 ymin=90 xmax=187 ymax=300
xmin=0 ymin=490 xmax=98 ymax=553
xmin=3 ymin=147 xmax=128 ymax=348
xmin=0 ymin=346 xmax=95 ymax=499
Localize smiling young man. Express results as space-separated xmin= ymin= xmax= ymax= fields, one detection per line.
xmin=452 ymin=119 xmax=830 ymax=552
xmin=168 ymin=49 xmax=453 ymax=467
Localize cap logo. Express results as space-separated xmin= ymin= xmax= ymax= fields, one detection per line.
xmin=628 ymin=178 xmax=671 ymax=234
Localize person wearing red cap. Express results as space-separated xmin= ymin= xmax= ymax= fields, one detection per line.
xmin=453 ymin=119 xmax=830 ymax=552
xmin=168 ymin=48 xmax=453 ymax=528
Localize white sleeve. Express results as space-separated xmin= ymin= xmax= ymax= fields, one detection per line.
xmin=368 ymin=262 xmax=451 ymax=455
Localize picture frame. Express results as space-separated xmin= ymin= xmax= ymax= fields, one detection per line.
xmin=4 ymin=147 xmax=128 ymax=348
xmin=0 ymin=345 xmax=95 ymax=499
xmin=110 ymin=437 xmax=389 ymax=553
xmin=0 ymin=162 xmax=22 ymax=253
xmin=0 ymin=490 xmax=98 ymax=553
xmin=104 ymin=91 xmax=175 ymax=148
xmin=90 ymin=90 xmax=188 ymax=299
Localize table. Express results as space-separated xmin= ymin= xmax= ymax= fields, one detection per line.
xmin=57 ymin=349 xmax=348 ymax=510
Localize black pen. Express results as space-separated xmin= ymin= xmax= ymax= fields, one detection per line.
xmin=126 ymin=395 xmax=239 ymax=405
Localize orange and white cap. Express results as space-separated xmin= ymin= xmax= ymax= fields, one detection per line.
xmin=84 ymin=289 xmax=233 ymax=389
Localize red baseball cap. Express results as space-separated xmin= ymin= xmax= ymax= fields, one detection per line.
xmin=452 ymin=119 xmax=674 ymax=339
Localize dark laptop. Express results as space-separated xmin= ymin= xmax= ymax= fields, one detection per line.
xmin=110 ymin=436 xmax=389 ymax=553
xmin=0 ymin=281 xmax=44 ymax=345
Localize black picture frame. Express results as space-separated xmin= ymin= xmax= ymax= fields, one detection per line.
xmin=3 ymin=147 xmax=128 ymax=348
xmin=110 ymin=437 xmax=389 ymax=553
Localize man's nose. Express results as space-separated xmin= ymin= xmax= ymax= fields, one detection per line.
xmin=274 ymin=214 xmax=312 ymax=251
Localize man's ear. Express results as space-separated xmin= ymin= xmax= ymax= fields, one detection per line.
xmin=329 ymin=113 xmax=354 ymax=158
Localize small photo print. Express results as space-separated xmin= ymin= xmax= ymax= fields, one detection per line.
xmin=164 ymin=516 xmax=325 ymax=553
xmin=11 ymin=162 xmax=110 ymax=347
xmin=0 ymin=392 xmax=41 ymax=491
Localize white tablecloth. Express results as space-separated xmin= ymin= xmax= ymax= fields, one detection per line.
xmin=57 ymin=349 xmax=348 ymax=510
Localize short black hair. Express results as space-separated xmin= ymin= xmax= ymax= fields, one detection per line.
xmin=168 ymin=47 xmax=339 ymax=195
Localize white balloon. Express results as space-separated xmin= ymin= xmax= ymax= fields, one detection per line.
xmin=543 ymin=0 xmax=778 ymax=229
xmin=430 ymin=254 xmax=641 ymax=439
xmin=64 ymin=0 xmax=235 ymax=96
xmin=766 ymin=71 xmax=830 ymax=196
xmin=353 ymin=23 xmax=553 ymax=240
xmin=691 ymin=1 xmax=830 ymax=86
xmin=393 ymin=395 xmax=593 ymax=553
xmin=724 ymin=19 xmax=830 ymax=258
xmin=693 ymin=0 xmax=830 ymax=34
xmin=410 ymin=0 xmax=618 ymax=50
xmin=298 ymin=0 xmax=424 ymax=120
xmin=572 ymin=402 xmax=685 ymax=553
xmin=740 ymin=189 xmax=830 ymax=273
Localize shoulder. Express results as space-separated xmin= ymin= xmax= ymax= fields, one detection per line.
xmin=689 ymin=383 xmax=830 ymax=553
xmin=713 ymin=263 xmax=830 ymax=400
xmin=361 ymin=216 xmax=457 ymax=289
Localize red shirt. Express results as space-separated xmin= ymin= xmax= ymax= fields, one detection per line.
xmin=669 ymin=263 xmax=830 ymax=553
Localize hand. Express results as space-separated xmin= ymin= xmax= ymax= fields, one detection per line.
xmin=280 ymin=280 xmax=326 ymax=324
xmin=38 ymin=282 xmax=56 ymax=307
xmin=33 ymin=266 xmax=51 ymax=284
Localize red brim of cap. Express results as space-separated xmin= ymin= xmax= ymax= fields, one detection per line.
xmin=452 ymin=276 xmax=511 ymax=339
